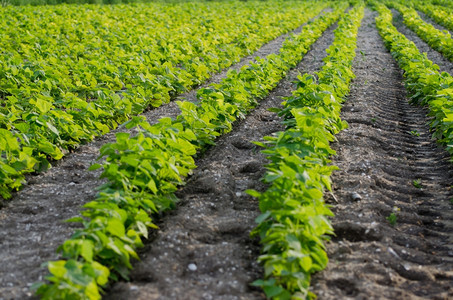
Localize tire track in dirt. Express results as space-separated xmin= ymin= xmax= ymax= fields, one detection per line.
xmin=105 ymin=21 xmax=339 ymax=300
xmin=0 ymin=11 xmax=334 ymax=299
xmin=312 ymin=9 xmax=453 ymax=299
xmin=391 ymin=9 xmax=453 ymax=75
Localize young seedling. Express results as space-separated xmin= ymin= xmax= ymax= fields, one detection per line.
xmin=413 ymin=178 xmax=422 ymax=189
xmin=409 ymin=130 xmax=420 ymax=137
xmin=360 ymin=50 xmax=366 ymax=62
xmin=386 ymin=213 xmax=397 ymax=226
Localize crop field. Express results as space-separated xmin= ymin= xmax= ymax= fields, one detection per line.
xmin=0 ymin=0 xmax=452 ymax=299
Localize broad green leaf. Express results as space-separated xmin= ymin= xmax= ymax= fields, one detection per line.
xmin=106 ymin=219 xmax=125 ymax=238
xmin=48 ymin=261 xmax=67 ymax=278
xmin=81 ymin=240 xmax=94 ymax=262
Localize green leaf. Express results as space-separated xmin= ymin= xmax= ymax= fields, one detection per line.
xmin=88 ymin=164 xmax=102 ymax=171
xmin=37 ymin=140 xmax=63 ymax=160
xmin=84 ymin=281 xmax=101 ymax=300
xmin=263 ymin=284 xmax=285 ymax=298
xmin=255 ymin=211 xmax=271 ymax=224
xmin=46 ymin=122 xmax=60 ymax=136
xmin=65 ymin=217 xmax=84 ymax=223
xmin=34 ymin=98 xmax=53 ymax=114
xmin=81 ymin=240 xmax=94 ymax=262
xmin=92 ymin=262 xmax=109 ymax=286
xmin=106 ymin=218 xmax=126 ymax=238
xmin=48 ymin=261 xmax=67 ymax=278
xmin=245 ymin=189 xmax=261 ymax=198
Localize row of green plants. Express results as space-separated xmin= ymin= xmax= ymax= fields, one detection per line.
xmin=373 ymin=2 xmax=453 ymax=154
xmin=387 ymin=1 xmax=453 ymax=61
xmin=248 ymin=4 xmax=364 ymax=299
xmin=3 ymin=0 xmax=149 ymax=6
xmin=2 ymin=0 xmax=293 ymax=7
xmin=429 ymin=0 xmax=453 ymax=9
xmin=0 ymin=1 xmax=326 ymax=199
xmin=34 ymin=5 xmax=348 ymax=299
xmin=412 ymin=1 xmax=453 ymax=32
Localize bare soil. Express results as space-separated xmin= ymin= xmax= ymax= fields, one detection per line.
xmin=312 ymin=9 xmax=453 ymax=299
xmin=1 ymin=7 xmax=453 ymax=300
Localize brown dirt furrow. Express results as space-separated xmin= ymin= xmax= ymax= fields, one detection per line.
xmin=104 ymin=21 xmax=339 ymax=300
xmin=312 ymin=9 xmax=453 ymax=300
xmin=0 ymin=12 xmax=329 ymax=299
xmin=0 ymin=11 xmax=333 ymax=300
xmin=391 ymin=9 xmax=453 ymax=75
